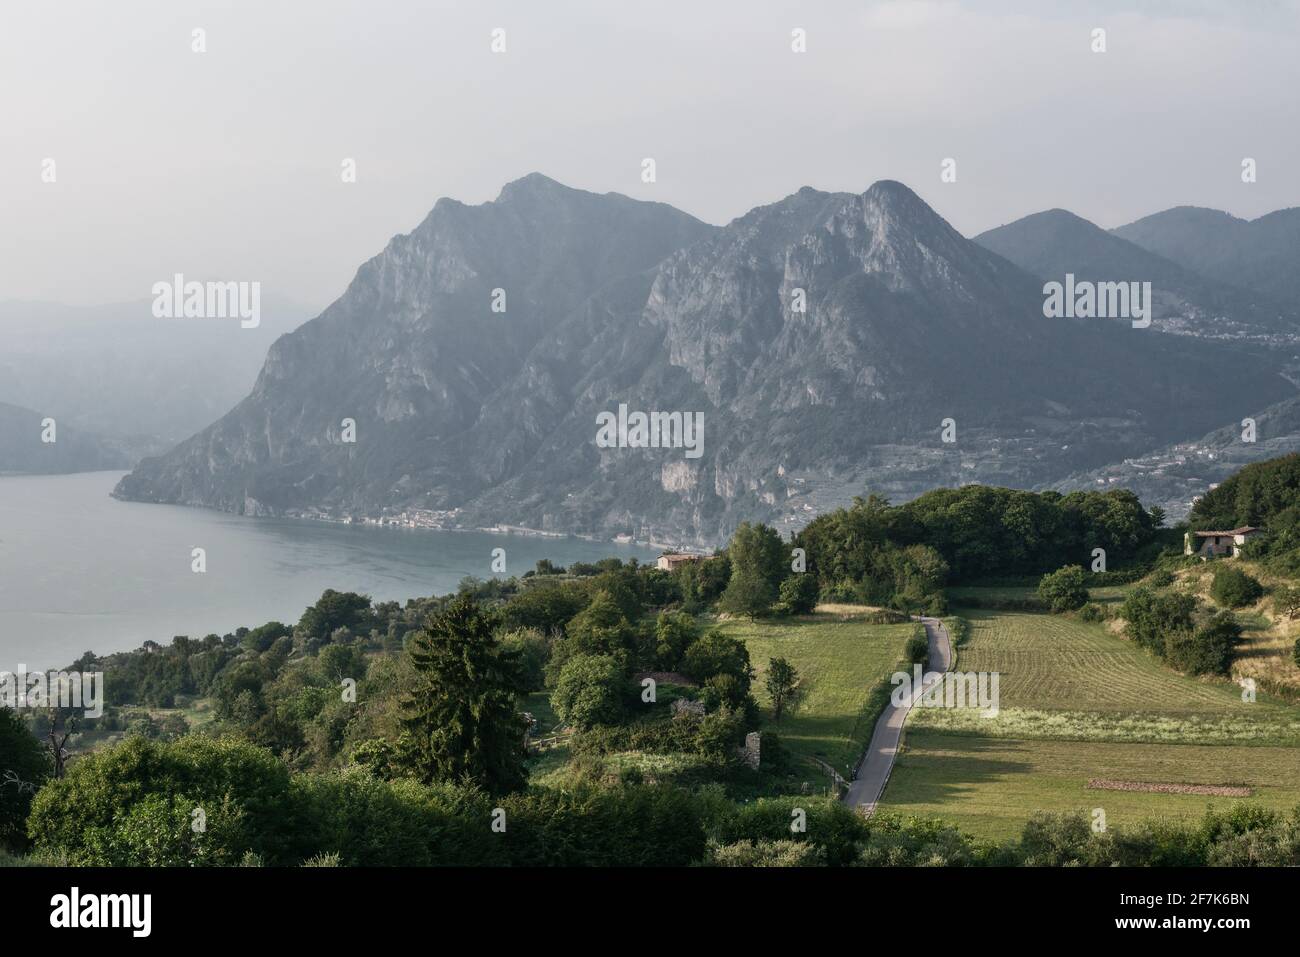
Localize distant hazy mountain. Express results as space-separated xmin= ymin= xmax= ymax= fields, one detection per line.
xmin=1113 ymin=206 xmax=1300 ymax=307
xmin=0 ymin=296 xmax=310 ymax=447
xmin=0 ymin=400 xmax=134 ymax=474
xmin=974 ymin=209 xmax=1298 ymax=341
xmin=1048 ymin=396 xmax=1300 ymax=521
xmin=115 ymin=175 xmax=1296 ymax=546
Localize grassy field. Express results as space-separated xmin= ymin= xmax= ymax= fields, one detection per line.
xmin=714 ymin=608 xmax=914 ymax=778
xmin=883 ymin=604 xmax=1300 ymax=838
xmin=940 ymin=609 xmax=1283 ymax=718
xmin=945 ymin=584 xmax=1130 ymax=606
xmin=886 ymin=729 xmax=1300 ymax=840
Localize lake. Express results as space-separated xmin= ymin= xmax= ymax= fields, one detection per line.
xmin=0 ymin=471 xmax=658 ymax=670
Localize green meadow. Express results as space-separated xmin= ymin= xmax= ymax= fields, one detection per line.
xmin=883 ymin=605 xmax=1300 ymax=838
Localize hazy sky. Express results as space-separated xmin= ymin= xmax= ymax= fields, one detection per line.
xmin=2 ymin=0 xmax=1297 ymax=311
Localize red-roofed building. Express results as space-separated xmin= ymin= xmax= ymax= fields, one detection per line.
xmin=1184 ymin=527 xmax=1260 ymax=559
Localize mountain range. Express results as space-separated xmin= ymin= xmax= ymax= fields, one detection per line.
xmin=0 ymin=296 xmax=310 ymax=472
xmin=109 ymin=175 xmax=1298 ymax=545
xmin=975 ymin=209 xmax=1299 ymax=342
xmin=0 ymin=400 xmax=135 ymax=475
xmin=1113 ymin=205 xmax=1300 ymax=308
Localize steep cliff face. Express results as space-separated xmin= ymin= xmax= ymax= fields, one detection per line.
xmin=114 ymin=175 xmax=717 ymax=516
xmin=115 ymin=176 xmax=1295 ymax=546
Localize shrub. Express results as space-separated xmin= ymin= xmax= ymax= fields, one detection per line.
xmin=550 ymin=655 xmax=628 ymax=730
xmin=682 ymin=631 xmax=754 ymax=692
xmin=856 ymin=814 xmax=982 ymax=867
xmin=500 ymin=784 xmax=707 ymax=866
xmin=1165 ymin=612 xmax=1242 ymax=676
xmin=1121 ymin=587 xmax=1197 ymax=654
xmin=1078 ymin=602 xmax=1108 ymax=623
xmin=904 ymin=632 xmax=929 ymax=668
xmin=706 ymin=839 xmax=825 ymax=866
xmin=1211 ymin=566 xmax=1264 ymax=608
xmin=778 ymin=574 xmax=819 ymax=615
xmin=27 ymin=735 xmax=296 ymax=865
xmin=708 ymin=797 xmax=868 ymax=866
xmin=1037 ymin=565 xmax=1089 ymax=613
xmin=653 ymin=610 xmax=699 ymax=670
xmin=1018 ymin=811 xmax=1108 ymax=866
xmin=498 ymin=628 xmax=550 ymax=692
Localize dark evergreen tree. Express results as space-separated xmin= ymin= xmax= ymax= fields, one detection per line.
xmin=399 ymin=595 xmax=528 ymax=795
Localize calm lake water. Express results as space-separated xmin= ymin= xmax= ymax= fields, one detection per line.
xmin=0 ymin=471 xmax=657 ymax=670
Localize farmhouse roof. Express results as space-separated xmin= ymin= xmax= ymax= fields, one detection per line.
xmin=1193 ymin=526 xmax=1260 ymax=537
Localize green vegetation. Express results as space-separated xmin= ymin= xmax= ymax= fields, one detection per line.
xmin=9 ymin=458 xmax=1300 ymax=867
xmin=719 ymin=521 xmax=786 ymax=618
xmin=885 ymin=731 xmax=1300 ymax=841
xmin=552 ymin=655 xmax=628 ymax=730
xmin=764 ymin=657 xmax=803 ymax=724
xmin=399 ymin=595 xmax=529 ymax=795
xmin=1037 ymin=565 xmax=1089 ymax=612
xmin=889 ymin=607 xmax=1300 ymax=838
xmin=798 ymin=485 xmax=1161 ymax=584
xmin=0 ymin=709 xmax=49 ymax=852
xmin=1192 ymin=452 xmax=1300 ymax=573
xmin=1121 ymin=587 xmax=1243 ymax=676
xmin=714 ymin=611 xmax=913 ymax=777
xmin=1211 ymin=565 xmax=1265 ymax=608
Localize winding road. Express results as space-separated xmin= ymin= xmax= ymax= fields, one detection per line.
xmin=844 ymin=616 xmax=953 ymax=816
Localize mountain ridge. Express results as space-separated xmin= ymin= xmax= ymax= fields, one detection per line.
xmin=114 ymin=175 xmax=1297 ymax=546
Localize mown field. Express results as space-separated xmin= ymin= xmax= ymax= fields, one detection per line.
xmin=715 ymin=609 xmax=915 ymax=779
xmin=945 ymin=584 xmax=1130 ymax=606
xmin=886 ymin=729 xmax=1300 ymax=840
xmin=883 ymin=605 xmax=1300 ymax=839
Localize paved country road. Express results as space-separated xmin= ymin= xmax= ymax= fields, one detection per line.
xmin=844 ymin=616 xmax=953 ymax=816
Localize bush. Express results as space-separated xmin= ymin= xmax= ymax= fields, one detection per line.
xmin=904 ymin=632 xmax=929 ymax=668
xmin=1165 ymin=612 xmax=1242 ymax=676
xmin=778 ymin=574 xmax=819 ymax=615
xmin=706 ymin=839 xmax=825 ymax=866
xmin=856 ymin=814 xmax=982 ymax=867
xmin=1210 ymin=566 xmax=1264 ymax=608
xmin=550 ymin=655 xmax=628 ymax=730
xmin=1018 ymin=811 xmax=1107 ymax=866
xmin=1121 ymin=587 xmax=1197 ymax=654
xmin=653 ymin=610 xmax=699 ymax=670
xmin=1037 ymin=565 xmax=1089 ymax=613
xmin=682 ymin=631 xmax=754 ymax=692
xmin=497 ymin=628 xmax=550 ymax=692
xmin=27 ymin=735 xmax=297 ymax=865
xmin=1078 ymin=602 xmax=1108 ymax=623
xmin=708 ymin=797 xmax=868 ymax=866
xmin=500 ymin=784 xmax=707 ymax=866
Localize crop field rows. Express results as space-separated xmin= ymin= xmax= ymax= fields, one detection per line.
xmin=883 ymin=605 xmax=1300 ymax=838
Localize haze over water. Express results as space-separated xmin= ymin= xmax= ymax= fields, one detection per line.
xmin=0 ymin=471 xmax=657 ymax=671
